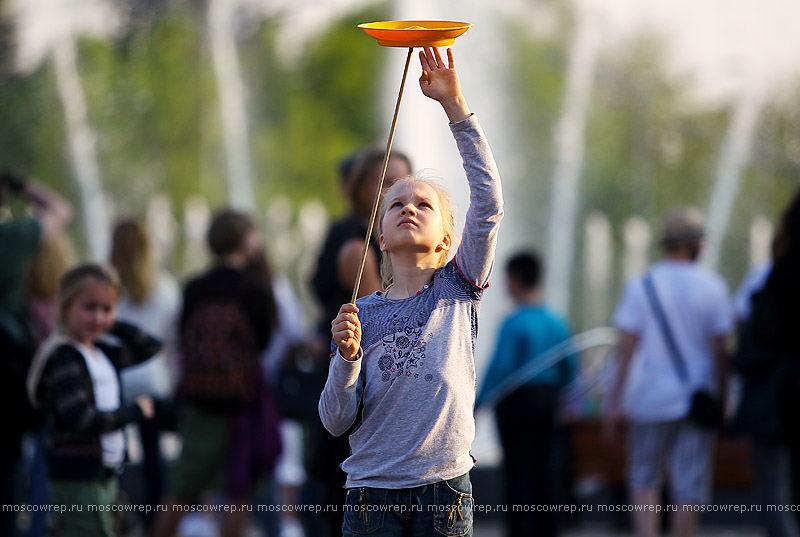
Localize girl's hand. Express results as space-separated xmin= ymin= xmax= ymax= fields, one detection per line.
xmin=332 ymin=303 xmax=361 ymax=361
xmin=136 ymin=395 xmax=155 ymax=419
xmin=418 ymin=47 xmax=471 ymax=123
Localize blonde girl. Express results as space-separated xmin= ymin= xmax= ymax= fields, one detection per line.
xmin=27 ymin=263 xmax=160 ymax=537
xmin=319 ymin=47 xmax=503 ymax=537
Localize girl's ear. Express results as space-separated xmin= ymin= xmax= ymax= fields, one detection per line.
xmin=437 ymin=233 xmax=452 ymax=253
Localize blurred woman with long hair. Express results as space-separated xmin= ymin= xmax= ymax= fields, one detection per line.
xmin=109 ymin=218 xmax=180 ymax=527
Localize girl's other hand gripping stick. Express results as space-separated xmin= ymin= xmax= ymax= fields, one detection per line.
xmin=332 ymin=303 xmax=362 ymax=362
xmin=418 ymin=47 xmax=471 ymax=123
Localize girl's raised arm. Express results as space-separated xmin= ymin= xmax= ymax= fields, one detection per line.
xmin=420 ymin=47 xmax=503 ymax=287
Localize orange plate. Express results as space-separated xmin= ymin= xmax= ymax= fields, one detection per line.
xmin=358 ymin=20 xmax=473 ymax=48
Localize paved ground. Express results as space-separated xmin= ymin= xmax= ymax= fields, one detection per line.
xmin=129 ymin=516 xmax=764 ymax=537
xmin=474 ymin=520 xmax=764 ymax=536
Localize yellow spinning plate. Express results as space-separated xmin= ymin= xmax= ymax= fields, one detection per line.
xmin=358 ymin=20 xmax=473 ymax=48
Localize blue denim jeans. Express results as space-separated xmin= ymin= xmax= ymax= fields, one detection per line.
xmin=342 ymin=472 xmax=473 ymax=537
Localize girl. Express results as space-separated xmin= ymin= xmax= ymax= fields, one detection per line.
xmin=27 ymin=263 xmax=160 ymax=537
xmin=319 ymin=47 xmax=503 ymax=537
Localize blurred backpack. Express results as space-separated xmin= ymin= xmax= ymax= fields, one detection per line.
xmin=274 ymin=342 xmax=327 ymax=421
xmin=180 ymin=299 xmax=260 ymax=405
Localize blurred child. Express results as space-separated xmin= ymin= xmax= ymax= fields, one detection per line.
xmin=477 ymin=251 xmax=576 ymax=537
xmin=319 ymin=47 xmax=503 ymax=537
xmin=26 ymin=263 xmax=160 ymax=537
xmin=154 ymin=209 xmax=281 ymax=537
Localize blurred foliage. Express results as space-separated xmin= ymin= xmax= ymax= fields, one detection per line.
xmin=243 ymin=6 xmax=386 ymax=212
xmin=79 ymin=6 xmax=221 ymax=214
xmin=506 ymin=16 xmax=569 ymax=250
xmin=1 ymin=0 xmax=798 ymax=325
xmin=505 ymin=1 xmax=798 ymax=327
xmin=0 ymin=1 xmax=389 ymax=257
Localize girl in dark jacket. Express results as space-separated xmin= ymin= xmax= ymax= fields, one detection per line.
xmin=27 ymin=263 xmax=160 ymax=537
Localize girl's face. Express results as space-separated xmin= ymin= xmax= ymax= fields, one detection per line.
xmin=62 ymin=279 xmax=118 ymax=346
xmin=380 ymin=181 xmax=451 ymax=257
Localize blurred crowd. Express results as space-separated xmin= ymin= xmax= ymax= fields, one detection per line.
xmin=1 ymin=159 xmax=799 ymax=537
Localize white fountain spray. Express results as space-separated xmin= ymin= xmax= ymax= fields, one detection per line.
xmin=543 ymin=0 xmax=602 ymax=314
xmin=147 ymin=194 xmax=179 ymax=265
xmin=206 ymin=0 xmax=373 ymax=209
xmin=748 ymin=214 xmax=773 ymax=268
xmin=623 ymin=216 xmax=651 ymax=280
xmin=208 ymin=0 xmax=257 ymax=211
xmin=9 ymin=0 xmax=121 ymax=260
xmin=701 ymin=87 xmax=764 ymax=271
xmin=583 ymin=212 xmax=612 ymax=328
xmin=182 ymin=195 xmax=211 ymax=277
xmin=387 ymin=0 xmax=460 ymax=210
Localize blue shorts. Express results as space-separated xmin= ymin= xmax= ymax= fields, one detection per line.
xmin=342 ymin=472 xmax=473 ymax=537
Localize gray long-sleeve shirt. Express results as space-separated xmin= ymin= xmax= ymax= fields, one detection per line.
xmin=318 ymin=114 xmax=503 ymax=489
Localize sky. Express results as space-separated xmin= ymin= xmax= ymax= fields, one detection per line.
xmin=592 ymin=0 xmax=800 ymax=103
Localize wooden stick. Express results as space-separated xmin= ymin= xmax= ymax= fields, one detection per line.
xmin=350 ymin=47 xmax=414 ymax=303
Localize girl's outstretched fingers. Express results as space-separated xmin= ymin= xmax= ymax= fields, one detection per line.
xmin=434 ymin=46 xmax=446 ymax=69
xmin=418 ymin=47 xmax=470 ymax=123
xmin=419 ymin=49 xmax=430 ymax=85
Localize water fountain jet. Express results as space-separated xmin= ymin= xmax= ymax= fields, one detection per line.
xmin=10 ymin=0 xmax=121 ymax=260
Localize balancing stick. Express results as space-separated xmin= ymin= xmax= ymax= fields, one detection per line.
xmin=350 ymin=47 xmax=414 ymax=303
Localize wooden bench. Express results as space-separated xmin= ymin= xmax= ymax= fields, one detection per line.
xmin=569 ymin=419 xmax=754 ymax=488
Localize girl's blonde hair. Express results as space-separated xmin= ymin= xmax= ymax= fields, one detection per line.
xmin=110 ymin=219 xmax=155 ymax=304
xmin=26 ymin=233 xmax=75 ymax=300
xmin=377 ymin=175 xmax=456 ymax=290
xmin=58 ymin=263 xmax=121 ymax=322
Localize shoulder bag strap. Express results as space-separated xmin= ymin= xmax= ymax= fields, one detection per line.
xmin=642 ymin=272 xmax=690 ymax=385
